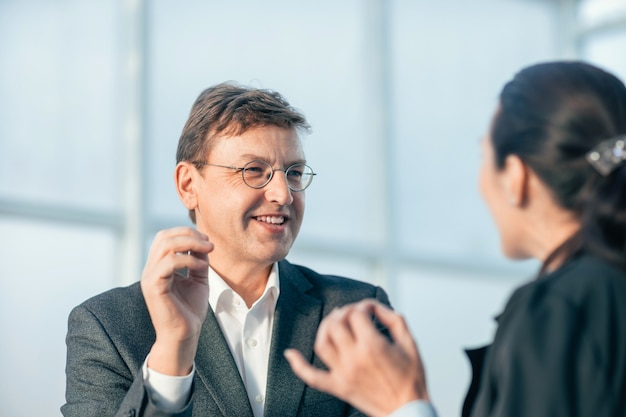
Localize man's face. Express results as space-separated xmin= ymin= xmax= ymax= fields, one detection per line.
xmin=193 ymin=125 xmax=306 ymax=273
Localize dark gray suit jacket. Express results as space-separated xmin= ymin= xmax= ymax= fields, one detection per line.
xmin=62 ymin=260 xmax=390 ymax=417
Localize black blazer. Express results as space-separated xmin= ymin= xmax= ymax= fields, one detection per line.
xmin=62 ymin=260 xmax=390 ymax=417
xmin=463 ymin=255 xmax=626 ymax=417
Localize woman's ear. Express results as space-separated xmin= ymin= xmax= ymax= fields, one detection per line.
xmin=502 ymin=154 xmax=528 ymax=207
xmin=175 ymin=162 xmax=199 ymax=210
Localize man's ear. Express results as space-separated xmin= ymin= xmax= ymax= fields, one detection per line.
xmin=502 ymin=154 xmax=528 ymax=207
xmin=175 ymin=161 xmax=199 ymax=210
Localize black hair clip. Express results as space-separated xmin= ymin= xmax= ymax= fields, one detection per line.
xmin=586 ymin=135 xmax=626 ymax=176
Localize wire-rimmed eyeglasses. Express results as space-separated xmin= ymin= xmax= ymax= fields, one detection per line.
xmin=193 ymin=160 xmax=316 ymax=191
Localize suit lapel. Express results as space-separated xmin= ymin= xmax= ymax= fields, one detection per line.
xmin=264 ymin=260 xmax=322 ymax=417
xmin=462 ymin=345 xmax=490 ymax=417
xmin=194 ymin=307 xmax=255 ymax=417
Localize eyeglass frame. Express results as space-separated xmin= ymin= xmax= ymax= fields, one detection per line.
xmin=192 ymin=159 xmax=316 ymax=191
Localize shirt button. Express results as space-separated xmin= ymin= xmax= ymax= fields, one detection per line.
xmin=234 ymin=299 xmax=241 ymax=307
xmin=247 ymin=338 xmax=258 ymax=347
xmin=255 ymin=394 xmax=264 ymax=403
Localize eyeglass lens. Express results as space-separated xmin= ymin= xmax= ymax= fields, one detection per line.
xmin=242 ymin=160 xmax=314 ymax=191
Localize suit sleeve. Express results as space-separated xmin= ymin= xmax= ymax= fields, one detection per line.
xmin=376 ymin=285 xmax=392 ymax=307
xmin=61 ymin=304 xmax=193 ymax=417
xmin=374 ymin=285 xmax=393 ymax=339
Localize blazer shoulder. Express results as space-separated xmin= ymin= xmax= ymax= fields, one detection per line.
xmin=70 ymin=282 xmax=150 ymax=333
xmin=282 ymin=260 xmax=389 ymax=304
xmin=287 ymin=261 xmax=371 ymax=287
xmin=77 ymin=281 xmax=143 ymax=312
xmin=526 ymin=255 xmax=626 ymax=309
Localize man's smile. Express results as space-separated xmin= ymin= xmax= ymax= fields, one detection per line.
xmin=254 ymin=215 xmax=287 ymax=225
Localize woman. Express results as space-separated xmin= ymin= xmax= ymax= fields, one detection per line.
xmin=285 ymin=61 xmax=626 ymax=417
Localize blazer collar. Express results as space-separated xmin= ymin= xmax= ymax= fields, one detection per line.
xmin=264 ymin=260 xmax=322 ymax=417
xmin=195 ymin=307 xmax=255 ymax=417
xmin=193 ymin=260 xmax=321 ymax=417
xmin=462 ymin=344 xmax=490 ymax=417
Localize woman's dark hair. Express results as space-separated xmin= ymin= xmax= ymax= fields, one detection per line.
xmin=491 ymin=61 xmax=626 ymax=273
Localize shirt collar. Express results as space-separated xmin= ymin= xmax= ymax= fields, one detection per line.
xmin=208 ymin=263 xmax=280 ymax=312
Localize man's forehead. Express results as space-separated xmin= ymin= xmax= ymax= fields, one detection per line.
xmin=209 ymin=127 xmax=305 ymax=158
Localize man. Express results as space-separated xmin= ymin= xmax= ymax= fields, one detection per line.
xmin=62 ymin=82 xmax=390 ymax=417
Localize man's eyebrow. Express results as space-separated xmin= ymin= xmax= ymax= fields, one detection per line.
xmin=237 ymin=154 xmax=307 ymax=164
xmin=238 ymin=153 xmax=263 ymax=161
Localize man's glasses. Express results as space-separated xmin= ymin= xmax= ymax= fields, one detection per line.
xmin=194 ymin=160 xmax=316 ymax=191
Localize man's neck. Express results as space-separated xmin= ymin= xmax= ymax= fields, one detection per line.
xmin=211 ymin=261 xmax=274 ymax=308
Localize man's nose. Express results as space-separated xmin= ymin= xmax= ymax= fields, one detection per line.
xmin=264 ymin=170 xmax=294 ymax=205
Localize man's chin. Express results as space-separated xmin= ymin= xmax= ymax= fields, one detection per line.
xmin=263 ymin=243 xmax=293 ymax=263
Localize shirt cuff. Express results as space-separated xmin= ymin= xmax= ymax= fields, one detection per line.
xmin=142 ymin=356 xmax=194 ymax=412
xmin=387 ymin=400 xmax=439 ymax=417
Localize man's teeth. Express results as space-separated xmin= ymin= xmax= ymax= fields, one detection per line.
xmin=256 ymin=216 xmax=285 ymax=224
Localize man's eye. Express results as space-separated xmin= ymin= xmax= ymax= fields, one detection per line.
xmin=244 ymin=165 xmax=266 ymax=174
xmin=287 ymin=166 xmax=304 ymax=177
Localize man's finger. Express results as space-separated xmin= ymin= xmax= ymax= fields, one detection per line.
xmin=370 ymin=302 xmax=418 ymax=354
xmin=284 ymin=349 xmax=333 ymax=391
xmin=347 ymin=306 xmax=390 ymax=345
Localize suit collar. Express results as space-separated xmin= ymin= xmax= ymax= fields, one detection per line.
xmin=193 ymin=260 xmax=321 ymax=417
xmin=462 ymin=344 xmax=490 ymax=417
xmin=264 ymin=260 xmax=322 ymax=417
xmin=195 ymin=308 xmax=255 ymax=417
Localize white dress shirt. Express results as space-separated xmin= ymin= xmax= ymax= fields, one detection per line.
xmin=144 ymin=263 xmax=280 ymax=417
xmin=387 ymin=400 xmax=439 ymax=417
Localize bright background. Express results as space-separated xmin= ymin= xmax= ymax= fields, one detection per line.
xmin=1 ymin=1 xmax=625 ymax=416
